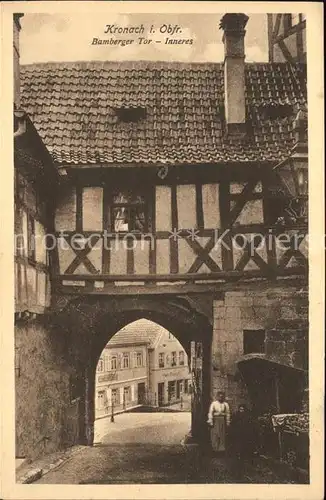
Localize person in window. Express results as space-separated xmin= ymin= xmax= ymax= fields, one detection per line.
xmin=131 ymin=207 xmax=145 ymax=232
xmin=228 ymin=404 xmax=257 ymax=480
xmin=114 ymin=207 xmax=129 ymax=232
xmin=207 ymin=391 xmax=231 ymax=453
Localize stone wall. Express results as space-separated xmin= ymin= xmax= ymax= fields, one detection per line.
xmin=211 ymin=284 xmax=308 ymax=412
xmin=15 ymin=317 xmax=79 ymax=460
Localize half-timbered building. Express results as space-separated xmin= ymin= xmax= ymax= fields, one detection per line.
xmin=14 ymin=14 xmax=61 ymax=458
xmin=15 ymin=13 xmax=308 ymax=459
xmin=268 ymin=13 xmax=306 ymax=64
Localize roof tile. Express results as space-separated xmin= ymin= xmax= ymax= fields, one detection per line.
xmin=20 ymin=60 xmax=307 ymax=166
xmin=105 ymin=319 xmax=171 ymax=349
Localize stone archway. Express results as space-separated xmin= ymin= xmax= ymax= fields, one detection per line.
xmin=51 ymin=294 xmax=213 ymax=446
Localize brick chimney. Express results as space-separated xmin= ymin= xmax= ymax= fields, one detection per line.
xmin=219 ymin=13 xmax=249 ymax=137
xmin=13 ymin=14 xmax=24 ymax=109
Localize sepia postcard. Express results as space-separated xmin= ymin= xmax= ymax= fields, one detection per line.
xmin=0 ymin=1 xmax=324 ymax=499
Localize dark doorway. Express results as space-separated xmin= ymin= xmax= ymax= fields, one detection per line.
xmin=138 ymin=382 xmax=146 ymax=404
xmin=158 ymin=382 xmax=164 ymax=406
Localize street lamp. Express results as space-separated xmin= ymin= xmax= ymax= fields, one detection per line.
xmin=273 ymin=106 xmax=308 ymax=225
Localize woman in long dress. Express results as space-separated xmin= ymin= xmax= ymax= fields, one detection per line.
xmin=207 ymin=391 xmax=231 ymax=452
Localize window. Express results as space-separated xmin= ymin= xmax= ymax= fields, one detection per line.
xmin=97 ymin=358 xmax=104 ymax=372
xmin=123 ymin=386 xmax=131 ymax=404
xmin=110 ymin=355 xmax=117 ymax=371
xmin=122 ymin=353 xmax=130 ymax=369
xmin=159 ymin=353 xmax=165 ymax=368
xmin=243 ymin=330 xmax=266 ymax=355
xmin=111 ymin=388 xmax=119 ymax=405
xmin=97 ymin=390 xmax=105 ymax=409
xmin=110 ymin=189 xmax=147 ymax=233
xmin=265 ymin=183 xmax=290 ymax=225
xmin=179 ymin=351 xmax=185 ymax=366
xmin=134 ymin=352 xmax=143 ymax=367
xmin=171 ymin=352 xmax=177 ymax=367
xmin=184 ymin=379 xmax=189 ymax=394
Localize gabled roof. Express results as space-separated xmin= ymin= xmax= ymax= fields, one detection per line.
xmin=105 ymin=319 xmax=169 ymax=349
xmin=20 ymin=61 xmax=307 ymax=167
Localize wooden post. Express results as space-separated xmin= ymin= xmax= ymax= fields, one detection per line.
xmin=111 ymin=402 xmax=115 ymax=423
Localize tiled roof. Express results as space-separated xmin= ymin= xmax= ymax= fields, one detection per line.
xmin=20 ymin=61 xmax=307 ymax=166
xmin=14 ymin=111 xmax=55 ymax=172
xmin=105 ymin=319 xmax=167 ymax=349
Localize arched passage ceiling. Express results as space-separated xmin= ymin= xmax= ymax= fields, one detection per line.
xmin=50 ymin=294 xmax=213 ymax=369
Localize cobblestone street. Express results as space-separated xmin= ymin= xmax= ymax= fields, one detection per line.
xmin=34 ymin=412 xmax=298 ymax=484
xmin=94 ymin=410 xmax=191 ymax=445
